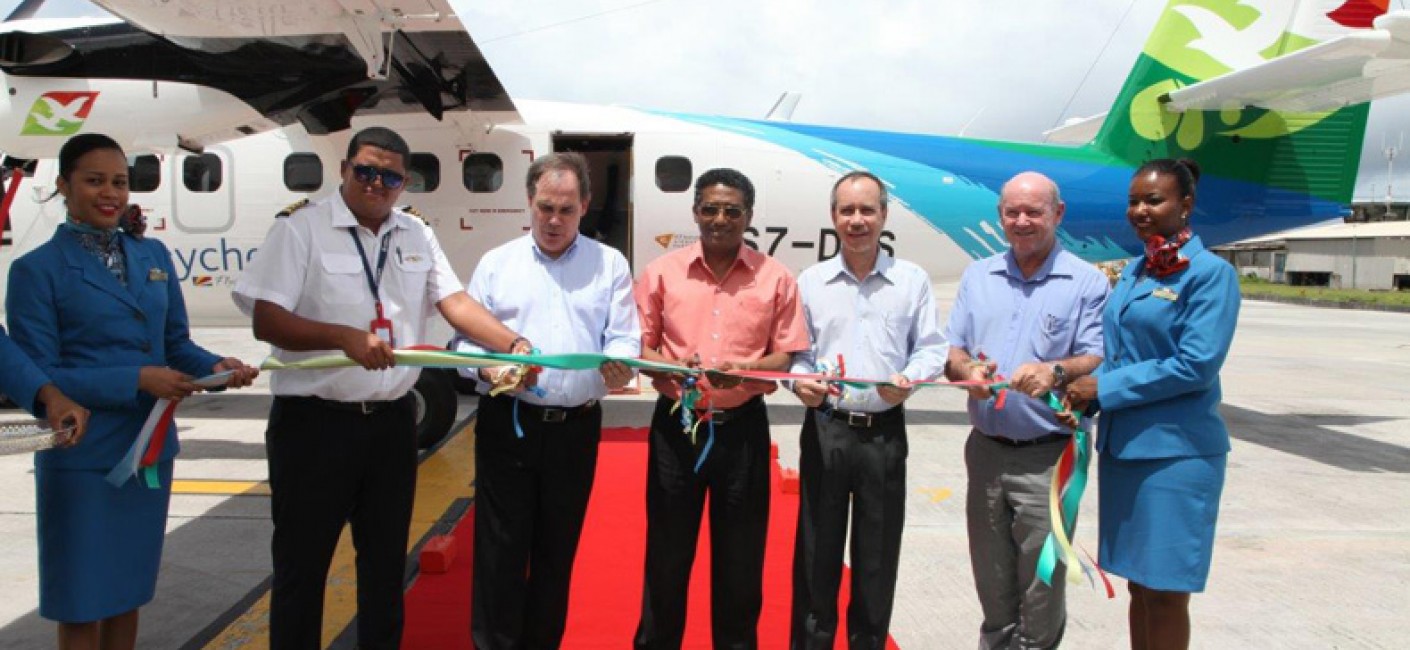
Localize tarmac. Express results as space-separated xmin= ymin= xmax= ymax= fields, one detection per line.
xmin=0 ymin=287 xmax=1407 ymax=649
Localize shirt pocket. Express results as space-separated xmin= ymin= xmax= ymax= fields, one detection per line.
xmin=1032 ymin=313 xmax=1073 ymax=361
xmin=318 ymin=253 xmax=367 ymax=304
xmin=395 ymin=250 xmax=434 ymax=297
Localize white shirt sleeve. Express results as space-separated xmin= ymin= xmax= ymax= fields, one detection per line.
xmin=422 ymin=223 xmax=462 ymax=314
xmin=232 ymin=217 xmax=308 ymax=316
xmin=600 ymin=250 xmax=642 ymax=359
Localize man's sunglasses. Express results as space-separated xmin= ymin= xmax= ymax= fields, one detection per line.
xmin=350 ymin=164 xmax=406 ymax=189
xmin=697 ymin=203 xmax=746 ymax=219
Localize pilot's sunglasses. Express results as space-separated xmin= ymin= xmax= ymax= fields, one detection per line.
xmin=350 ymin=164 xmax=406 ymax=189
xmin=698 ymin=203 xmax=746 ymax=218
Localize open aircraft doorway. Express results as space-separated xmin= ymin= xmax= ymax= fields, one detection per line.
xmin=552 ymin=133 xmax=633 ymax=268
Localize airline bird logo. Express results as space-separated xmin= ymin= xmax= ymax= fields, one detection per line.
xmin=21 ymin=92 xmax=98 ymax=135
xmin=1172 ymin=0 xmax=1295 ymax=71
xmin=1326 ymin=0 xmax=1390 ymax=28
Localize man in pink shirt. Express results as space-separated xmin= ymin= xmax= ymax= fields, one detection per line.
xmin=633 ymin=168 xmax=809 ymax=649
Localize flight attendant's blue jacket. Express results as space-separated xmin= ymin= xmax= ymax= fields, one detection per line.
xmin=6 ymin=226 xmax=219 ymax=470
xmin=1094 ymin=236 xmax=1241 ymax=460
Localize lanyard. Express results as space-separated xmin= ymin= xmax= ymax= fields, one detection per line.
xmin=348 ymin=227 xmax=393 ymax=302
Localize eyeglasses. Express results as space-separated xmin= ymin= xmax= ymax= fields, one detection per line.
xmin=349 ymin=164 xmax=406 ymax=189
xmin=697 ymin=203 xmax=746 ymax=219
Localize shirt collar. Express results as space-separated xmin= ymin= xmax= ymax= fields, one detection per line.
xmin=531 ymin=233 xmax=581 ymax=261
xmin=999 ymin=244 xmax=1069 ymax=282
xmin=330 ymin=191 xmax=409 ymax=233
xmin=823 ymin=253 xmax=895 ymax=284
xmin=689 ymin=241 xmax=760 ymax=275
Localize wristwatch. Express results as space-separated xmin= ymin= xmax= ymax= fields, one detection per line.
xmin=1051 ymin=363 xmax=1068 ymax=388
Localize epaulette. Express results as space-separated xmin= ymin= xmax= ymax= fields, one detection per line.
xmin=398 ymin=204 xmax=429 ymax=225
xmin=275 ymin=198 xmax=310 ymax=218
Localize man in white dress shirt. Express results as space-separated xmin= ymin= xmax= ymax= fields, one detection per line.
xmin=790 ymin=171 xmax=949 ymax=649
xmin=453 ymin=152 xmax=640 ymax=649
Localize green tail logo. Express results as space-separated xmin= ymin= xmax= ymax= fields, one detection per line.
xmin=1095 ymin=0 xmax=1379 ymax=204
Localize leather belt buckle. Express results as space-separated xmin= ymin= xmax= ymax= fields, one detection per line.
xmin=846 ymin=411 xmax=873 ymax=428
xmin=541 ymin=408 xmax=568 ymax=423
xmin=359 ymin=401 xmax=376 ymax=415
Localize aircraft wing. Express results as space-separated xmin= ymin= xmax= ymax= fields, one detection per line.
xmin=1164 ymin=11 xmax=1410 ymax=113
xmin=1041 ymin=112 xmax=1106 ymax=145
xmin=2 ymin=0 xmax=519 ymax=148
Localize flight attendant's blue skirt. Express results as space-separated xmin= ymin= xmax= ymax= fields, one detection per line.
xmin=1098 ymin=453 xmax=1226 ymax=593
xmin=35 ymin=460 xmax=174 ymax=622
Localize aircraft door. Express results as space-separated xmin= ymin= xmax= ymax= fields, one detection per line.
xmin=552 ymin=134 xmax=633 ymax=266
xmin=172 ymin=146 xmax=234 ymax=234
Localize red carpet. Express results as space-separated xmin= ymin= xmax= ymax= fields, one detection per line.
xmin=403 ymin=427 xmax=900 ymax=649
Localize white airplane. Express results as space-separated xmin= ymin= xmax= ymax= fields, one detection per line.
xmin=3 ymin=0 xmax=1409 ymax=445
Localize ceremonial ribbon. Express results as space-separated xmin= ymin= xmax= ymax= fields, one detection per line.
xmin=256 ymin=348 xmax=1105 ymax=592
xmin=107 ymin=370 xmax=234 ymax=489
xmin=1034 ymin=391 xmax=1115 ymax=598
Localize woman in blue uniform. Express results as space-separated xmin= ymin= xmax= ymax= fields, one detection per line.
xmin=5 ymin=133 xmax=258 ymax=650
xmin=1065 ymin=158 xmax=1240 ymax=650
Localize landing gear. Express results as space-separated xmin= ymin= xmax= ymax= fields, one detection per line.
xmin=412 ymin=368 xmax=458 ymax=450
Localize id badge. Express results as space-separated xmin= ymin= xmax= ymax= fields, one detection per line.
xmin=370 ymin=302 xmax=395 ymax=348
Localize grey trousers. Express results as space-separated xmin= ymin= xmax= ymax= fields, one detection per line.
xmin=964 ymin=429 xmax=1071 ymax=650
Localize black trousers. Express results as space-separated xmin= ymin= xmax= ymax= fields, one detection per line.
xmin=471 ymin=395 xmax=602 ymax=650
xmin=635 ymin=395 xmax=771 ymax=650
xmin=791 ymin=406 xmax=908 ymax=650
xmin=266 ymin=394 xmax=418 ymax=650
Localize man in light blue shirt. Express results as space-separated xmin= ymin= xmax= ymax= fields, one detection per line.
xmin=789 ymin=171 xmax=948 ymax=649
xmin=452 ymin=152 xmax=640 ymax=649
xmin=944 ymin=171 xmax=1108 ymax=650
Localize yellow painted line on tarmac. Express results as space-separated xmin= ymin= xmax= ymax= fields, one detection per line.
xmin=919 ymin=487 xmax=953 ymax=503
xmin=172 ymin=479 xmax=271 ymax=496
xmin=201 ymin=418 xmax=477 ymax=650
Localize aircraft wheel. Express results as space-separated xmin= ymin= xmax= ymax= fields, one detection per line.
xmin=413 ymin=369 xmax=457 ymax=450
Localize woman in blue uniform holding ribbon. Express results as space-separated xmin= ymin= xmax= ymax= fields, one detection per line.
xmin=1065 ymin=158 xmax=1240 ymax=650
xmin=5 ymin=133 xmax=257 ymax=650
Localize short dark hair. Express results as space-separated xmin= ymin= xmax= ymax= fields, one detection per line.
xmin=526 ymin=152 xmax=591 ymax=201
xmin=693 ymin=168 xmax=755 ymax=210
xmin=58 ymin=133 xmax=124 ymax=182
xmin=1135 ymin=158 xmax=1201 ymax=200
xmin=830 ymin=171 xmax=888 ymax=211
xmin=346 ymin=126 xmax=410 ymax=161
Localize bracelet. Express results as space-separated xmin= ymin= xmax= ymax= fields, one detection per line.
xmin=507 ymin=336 xmax=529 ymax=353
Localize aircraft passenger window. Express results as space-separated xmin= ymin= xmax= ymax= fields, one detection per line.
xmin=127 ymin=155 xmax=160 ymax=193
xmin=656 ymin=156 xmax=691 ymax=192
xmin=283 ymin=153 xmax=322 ymax=192
xmin=407 ymin=153 xmax=439 ymax=193
xmin=463 ymin=153 xmax=503 ymax=193
xmin=182 ymin=154 xmax=222 ymax=193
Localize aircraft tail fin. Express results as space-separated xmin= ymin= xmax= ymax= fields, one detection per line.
xmin=1092 ymin=0 xmax=1386 ymax=205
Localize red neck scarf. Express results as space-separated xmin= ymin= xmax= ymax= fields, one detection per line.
xmin=1143 ymin=228 xmax=1192 ymax=278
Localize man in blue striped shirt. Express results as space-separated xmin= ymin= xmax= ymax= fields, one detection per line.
xmin=789 ymin=171 xmax=949 ymax=649
xmin=452 ymin=152 xmax=641 ymax=649
xmin=944 ymin=171 xmax=1108 ymax=650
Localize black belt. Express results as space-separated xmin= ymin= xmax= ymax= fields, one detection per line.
xmin=489 ymin=395 xmax=599 ymax=423
xmin=984 ymin=432 xmax=1069 ymax=447
xmin=697 ymin=395 xmax=764 ymax=426
xmin=819 ymin=403 xmax=903 ymax=429
xmin=280 ymin=393 xmax=410 ymax=416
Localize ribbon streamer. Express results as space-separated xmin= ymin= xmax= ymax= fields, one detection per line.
xmin=1034 ymin=391 xmax=1113 ymax=598
xmin=107 ymin=371 xmax=234 ymax=489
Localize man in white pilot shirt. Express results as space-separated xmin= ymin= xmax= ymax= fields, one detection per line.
xmin=233 ymin=127 xmax=527 ymax=650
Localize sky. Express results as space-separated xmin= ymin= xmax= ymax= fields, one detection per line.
xmin=7 ymin=0 xmax=1410 ymax=202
